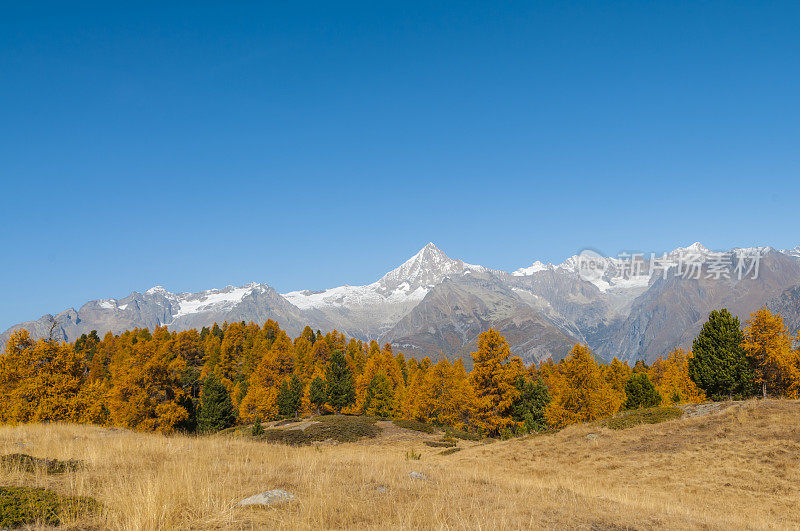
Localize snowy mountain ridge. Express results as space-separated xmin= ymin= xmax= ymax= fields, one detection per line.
xmin=4 ymin=241 xmax=800 ymax=365
xmin=283 ymin=242 xmax=486 ymax=311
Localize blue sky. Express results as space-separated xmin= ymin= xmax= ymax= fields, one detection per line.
xmin=1 ymin=2 xmax=799 ymax=329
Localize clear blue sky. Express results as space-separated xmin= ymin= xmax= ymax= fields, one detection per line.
xmin=2 ymin=2 xmax=799 ymax=329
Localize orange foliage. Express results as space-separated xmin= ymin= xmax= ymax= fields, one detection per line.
xmin=649 ymin=348 xmax=706 ymax=404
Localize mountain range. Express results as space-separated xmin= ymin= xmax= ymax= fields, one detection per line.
xmin=4 ymin=242 xmax=800 ymax=366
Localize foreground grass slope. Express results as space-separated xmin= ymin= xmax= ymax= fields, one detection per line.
xmin=0 ymin=399 xmax=798 ymax=529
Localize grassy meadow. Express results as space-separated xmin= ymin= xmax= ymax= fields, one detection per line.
xmin=1 ymin=399 xmax=799 ymax=529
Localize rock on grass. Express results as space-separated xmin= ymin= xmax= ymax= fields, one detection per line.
xmin=237 ymin=489 xmax=295 ymax=506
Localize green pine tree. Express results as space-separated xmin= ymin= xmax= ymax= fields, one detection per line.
xmin=624 ymin=373 xmax=662 ymax=409
xmin=688 ymin=309 xmax=756 ymax=400
xmin=197 ymin=374 xmax=236 ymax=434
xmin=309 ymin=375 xmax=327 ymax=414
xmin=510 ymin=378 xmax=551 ymax=432
xmin=174 ymin=394 xmax=198 ymax=433
xmin=277 ymin=374 xmax=303 ymax=418
xmin=251 ymin=415 xmax=264 ymax=436
xmin=325 ymin=350 xmax=355 ymax=413
xmin=363 ymin=372 xmax=394 ymax=418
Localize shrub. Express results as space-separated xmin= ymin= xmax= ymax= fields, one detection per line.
xmin=0 ymin=454 xmax=81 ymax=474
xmin=439 ymin=447 xmax=462 ymax=456
xmin=405 ymin=449 xmax=421 ymax=460
xmin=605 ymin=406 xmax=683 ymax=430
xmin=393 ymin=419 xmax=435 ymax=433
xmin=624 ymin=373 xmax=662 ymax=409
xmin=0 ymin=486 xmax=99 ymax=528
xmin=258 ymin=415 xmax=379 ymax=445
xmin=423 ymin=440 xmax=456 ymax=448
xmin=444 ymin=427 xmax=481 ymax=441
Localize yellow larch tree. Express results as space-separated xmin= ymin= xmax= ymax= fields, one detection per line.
xmin=417 ymin=358 xmax=478 ymax=429
xmin=105 ymin=328 xmax=189 ymax=433
xmin=544 ymin=344 xmax=624 ymax=429
xmin=603 ymin=357 xmax=632 ymax=412
xmin=469 ymin=329 xmax=522 ymax=436
xmin=649 ymin=348 xmax=706 ymax=404
xmin=0 ymin=330 xmax=85 ymax=423
xmin=238 ymin=330 xmax=296 ymax=421
xmin=743 ymin=308 xmax=800 ymax=398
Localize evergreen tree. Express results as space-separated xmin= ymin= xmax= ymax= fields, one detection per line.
xmin=197 ymin=374 xmax=236 ymax=433
xmin=363 ymin=372 xmax=394 ymax=418
xmin=623 ymin=373 xmax=662 ymax=409
xmin=251 ymin=415 xmax=264 ymax=436
xmin=325 ymin=350 xmax=355 ymax=413
xmin=510 ymin=378 xmax=551 ymax=432
xmin=309 ymin=375 xmax=327 ymax=414
xmin=174 ymin=394 xmax=197 ymax=433
xmin=688 ymin=309 xmax=756 ymax=400
xmin=74 ymin=330 xmax=100 ymax=360
xmin=277 ymin=375 xmax=303 ymax=418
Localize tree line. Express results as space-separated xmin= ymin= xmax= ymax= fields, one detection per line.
xmin=0 ymin=307 xmax=797 ymax=436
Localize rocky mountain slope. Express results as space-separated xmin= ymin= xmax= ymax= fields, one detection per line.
xmin=4 ymin=241 xmax=799 ymax=364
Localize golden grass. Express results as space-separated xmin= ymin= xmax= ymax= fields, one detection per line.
xmin=1 ymin=399 xmax=799 ymax=529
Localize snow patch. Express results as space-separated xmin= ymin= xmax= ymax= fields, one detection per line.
xmin=781 ymin=246 xmax=800 ymax=259
xmin=284 ymin=282 xmax=429 ymax=310
xmin=173 ymin=283 xmax=265 ymax=318
xmin=512 ymin=261 xmax=548 ymax=276
xmin=146 ymin=285 xmax=169 ymax=295
xmin=670 ymin=241 xmax=709 ymax=255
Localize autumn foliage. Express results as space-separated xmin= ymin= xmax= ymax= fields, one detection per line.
xmin=1 ymin=307 xmax=797 ymax=435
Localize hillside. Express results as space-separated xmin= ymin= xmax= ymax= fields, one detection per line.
xmin=1 ymin=399 xmax=798 ymax=528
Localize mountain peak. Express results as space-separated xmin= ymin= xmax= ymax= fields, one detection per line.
xmin=670 ymin=242 xmax=709 ymax=255
xmin=380 ymin=243 xmax=485 ymax=289
xmin=146 ymin=285 xmax=170 ymax=295
xmin=413 ymin=241 xmax=447 ymax=260
xmin=512 ymin=260 xmax=549 ymax=276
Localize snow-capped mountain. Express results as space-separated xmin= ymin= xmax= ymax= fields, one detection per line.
xmin=2 ymin=282 xmax=316 ymax=344
xmin=782 ymin=246 xmax=800 ymax=259
xmin=4 ymin=241 xmax=800 ymax=364
xmin=282 ymin=243 xmax=490 ymax=338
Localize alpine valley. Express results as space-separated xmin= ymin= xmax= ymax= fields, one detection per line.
xmin=5 ymin=242 xmax=800 ymax=365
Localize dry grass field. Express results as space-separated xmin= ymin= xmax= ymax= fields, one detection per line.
xmin=1 ymin=399 xmax=799 ymax=529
